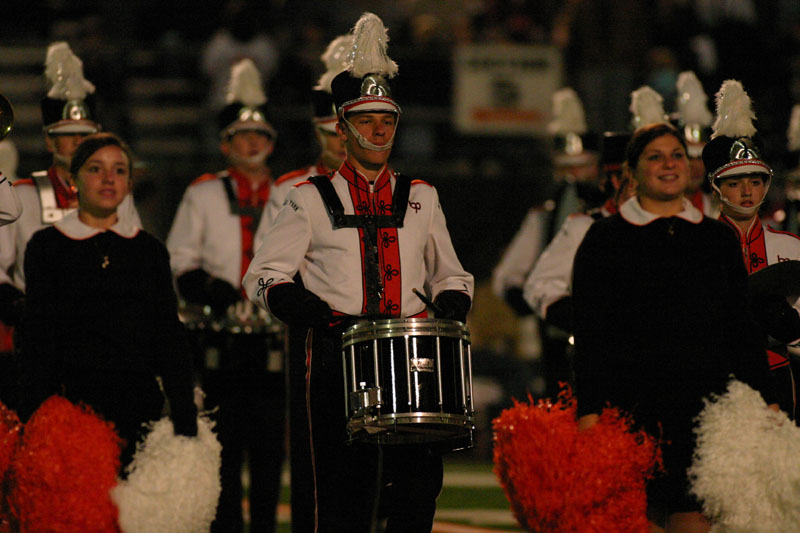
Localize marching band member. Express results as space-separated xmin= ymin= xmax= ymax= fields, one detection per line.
xmin=523 ymin=130 xmax=633 ymax=333
xmin=573 ymin=122 xmax=777 ymax=532
xmin=491 ymin=87 xmax=599 ymax=398
xmin=674 ymin=71 xmax=718 ymax=217
xmin=18 ymin=132 xmax=197 ymax=469
xmin=259 ymin=33 xmax=352 ymax=533
xmin=243 ymin=13 xmax=473 ymax=532
xmin=702 ymin=79 xmax=800 ymax=419
xmin=0 ymin=42 xmax=140 ymax=355
xmin=166 ymin=58 xmax=284 ymax=533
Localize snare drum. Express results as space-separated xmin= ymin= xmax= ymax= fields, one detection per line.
xmin=341 ymin=318 xmax=475 ymax=451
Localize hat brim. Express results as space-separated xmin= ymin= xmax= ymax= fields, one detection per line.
xmin=222 ymin=121 xmax=277 ymax=140
xmin=340 ymin=96 xmax=401 ymax=116
xmin=314 ymin=116 xmax=338 ymax=134
xmin=45 ymin=120 xmax=99 ymax=135
xmin=713 ymin=160 xmax=772 ymax=180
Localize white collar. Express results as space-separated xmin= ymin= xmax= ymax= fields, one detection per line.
xmin=619 ymin=196 xmax=703 ymax=226
xmin=54 ymin=210 xmax=139 ymax=240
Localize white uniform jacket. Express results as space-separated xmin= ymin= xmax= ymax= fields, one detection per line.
xmin=255 ymin=162 xmax=328 ymax=252
xmin=523 ymin=202 xmax=615 ymax=319
xmin=720 ymin=213 xmax=800 ymax=347
xmin=167 ymin=171 xmax=263 ymax=288
xmin=491 ymin=207 xmax=548 ymax=299
xmin=243 ymin=162 xmax=473 ymax=318
xmin=0 ymin=173 xmax=21 ymax=226
xmin=0 ymin=169 xmax=140 ymax=291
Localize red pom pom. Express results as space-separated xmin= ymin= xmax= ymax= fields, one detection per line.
xmin=492 ymin=387 xmax=661 ymax=532
xmin=0 ymin=401 xmax=21 ymax=533
xmin=7 ymin=396 xmax=122 ymax=533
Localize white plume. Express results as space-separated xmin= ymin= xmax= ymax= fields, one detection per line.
xmin=711 ymin=80 xmax=757 ymax=139
xmin=44 ymin=42 xmax=95 ymax=100
xmin=787 ymin=104 xmax=800 ymax=152
xmin=347 ymin=12 xmax=398 ymax=79
xmin=547 ymin=88 xmax=587 ymax=135
xmin=315 ymin=34 xmax=354 ymax=93
xmin=225 ymin=58 xmax=267 ymax=106
xmin=689 ymin=379 xmax=800 ymax=532
xmin=629 ymin=86 xmax=668 ymax=129
xmin=676 ymin=71 xmax=712 ymax=127
xmin=112 ymin=416 xmax=222 ymax=533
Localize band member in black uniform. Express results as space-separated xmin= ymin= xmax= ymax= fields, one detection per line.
xmin=166 ymin=58 xmax=284 ymax=533
xmin=243 ymin=13 xmax=473 ymax=532
xmin=18 ymin=133 xmax=197 ymax=469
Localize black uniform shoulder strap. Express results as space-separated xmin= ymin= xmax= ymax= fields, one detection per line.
xmin=309 ymin=173 xmax=411 ymax=229
xmin=220 ymin=173 xmax=263 ymax=226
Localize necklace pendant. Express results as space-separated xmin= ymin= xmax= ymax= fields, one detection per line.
xmin=101 ymin=256 xmax=110 ymax=269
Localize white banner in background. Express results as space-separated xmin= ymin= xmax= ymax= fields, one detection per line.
xmin=453 ymin=44 xmax=563 ymax=136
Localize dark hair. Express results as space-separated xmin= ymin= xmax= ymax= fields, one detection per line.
xmin=69 ymin=132 xmax=134 ymax=177
xmin=625 ymin=123 xmax=687 ymax=170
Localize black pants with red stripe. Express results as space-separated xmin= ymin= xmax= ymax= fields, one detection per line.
xmin=306 ymin=326 xmax=443 ymax=533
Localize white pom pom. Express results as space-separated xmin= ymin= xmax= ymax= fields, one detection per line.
xmin=347 ymin=12 xmax=398 ymax=79
xmin=689 ymin=379 xmax=800 ymax=532
xmin=711 ymin=80 xmax=757 ymax=140
xmin=225 ymin=58 xmax=267 ymax=107
xmin=44 ymin=42 xmax=95 ymax=100
xmin=676 ymin=71 xmax=712 ymax=127
xmin=547 ymin=88 xmax=587 ymax=136
xmin=315 ymin=34 xmax=354 ymax=93
xmin=629 ymin=86 xmax=668 ymax=130
xmin=112 ymin=416 xmax=222 ymax=533
xmin=787 ymin=104 xmax=800 ymax=152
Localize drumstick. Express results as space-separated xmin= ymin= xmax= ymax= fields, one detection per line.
xmin=412 ymin=288 xmax=443 ymax=315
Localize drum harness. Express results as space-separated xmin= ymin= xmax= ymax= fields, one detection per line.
xmin=309 ymin=174 xmax=411 ymax=317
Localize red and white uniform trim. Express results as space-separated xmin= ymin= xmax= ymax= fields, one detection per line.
xmin=243 ymin=161 xmax=473 ymax=317
xmin=719 ymin=213 xmax=800 ymax=363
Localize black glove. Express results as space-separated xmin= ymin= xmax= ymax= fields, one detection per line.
xmin=504 ymin=287 xmax=534 ymax=316
xmin=434 ymin=290 xmax=471 ymax=323
xmin=752 ymin=293 xmax=800 ymax=344
xmin=205 ymin=278 xmax=241 ymax=316
xmin=544 ymin=296 xmax=573 ymax=333
xmin=0 ymin=283 xmax=25 ymax=327
xmin=176 ymin=269 xmax=240 ymax=316
xmin=267 ymin=283 xmax=333 ymax=328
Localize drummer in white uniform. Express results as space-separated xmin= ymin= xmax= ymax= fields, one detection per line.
xmin=0 ymin=173 xmax=21 ymax=227
xmin=0 ymin=42 xmax=140 ymax=357
xmin=243 ymin=13 xmax=473 ymax=532
xmin=166 ymin=58 xmax=284 ymax=533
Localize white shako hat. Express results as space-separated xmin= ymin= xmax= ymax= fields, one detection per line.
xmin=217 ymin=58 xmax=277 ymax=140
xmin=702 ymin=80 xmax=772 ymax=216
xmin=547 ymin=87 xmax=596 ymax=167
xmin=312 ymin=34 xmax=353 ymax=134
xmin=330 ymin=12 xmax=401 ymax=117
xmin=674 ymin=70 xmax=713 ymax=158
xmin=41 ymin=42 xmax=100 ymax=135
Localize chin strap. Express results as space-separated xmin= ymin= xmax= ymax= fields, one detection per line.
xmin=228 ymin=148 xmax=270 ymax=168
xmin=711 ymin=177 xmax=771 ymax=218
xmin=342 ymin=115 xmax=398 ymax=152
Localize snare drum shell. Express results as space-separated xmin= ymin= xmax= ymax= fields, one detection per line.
xmin=342 ymin=318 xmax=474 ymax=448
